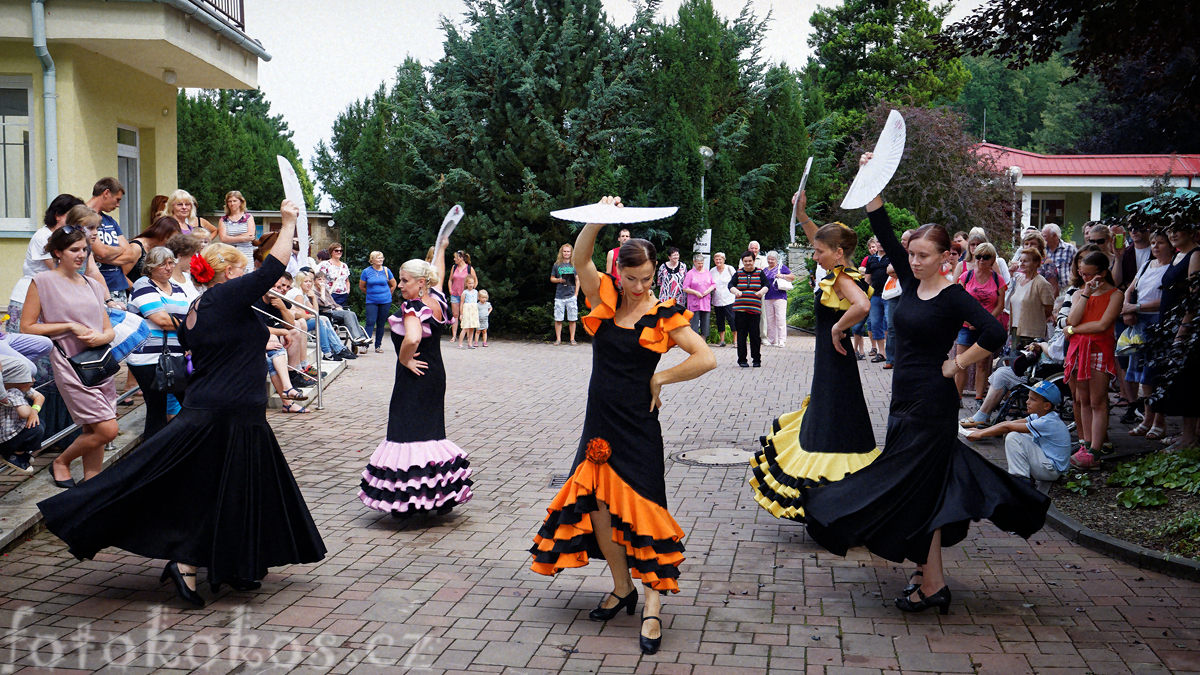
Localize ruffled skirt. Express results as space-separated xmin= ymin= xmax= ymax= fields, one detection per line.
xmin=530 ymin=453 xmax=685 ymax=592
xmin=37 ymin=407 xmax=326 ymax=587
xmin=358 ymin=439 xmax=473 ymax=514
xmin=749 ymin=398 xmax=881 ymax=521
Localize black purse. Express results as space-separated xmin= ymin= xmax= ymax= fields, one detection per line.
xmin=54 ymin=341 xmax=119 ymax=387
xmin=153 ymin=319 xmax=189 ymax=395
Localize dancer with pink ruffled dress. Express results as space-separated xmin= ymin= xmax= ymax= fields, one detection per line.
xmin=358 ymin=239 xmax=473 ymax=518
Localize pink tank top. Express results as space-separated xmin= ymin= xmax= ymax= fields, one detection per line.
xmin=449 ymin=264 xmax=471 ymax=296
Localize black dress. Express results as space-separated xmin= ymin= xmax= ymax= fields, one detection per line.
xmin=531 ymin=274 xmax=691 ymax=592
xmin=803 ymin=208 xmax=1049 ymax=564
xmin=749 ymin=266 xmax=880 ymax=520
xmin=1151 ymin=248 xmax=1199 ymax=416
xmin=358 ymin=290 xmax=473 ymax=515
xmin=38 ymin=256 xmax=326 ymax=587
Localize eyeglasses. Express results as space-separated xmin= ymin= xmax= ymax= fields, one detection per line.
xmin=1087 ymin=238 xmax=1107 ymax=245
xmin=976 ymin=254 xmax=994 ymax=260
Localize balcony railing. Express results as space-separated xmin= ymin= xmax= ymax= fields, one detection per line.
xmin=192 ymin=0 xmax=244 ymax=30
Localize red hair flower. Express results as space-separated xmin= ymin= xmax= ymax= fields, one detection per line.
xmin=585 ymin=438 xmax=611 ymax=464
xmin=190 ymin=253 xmax=215 ymax=284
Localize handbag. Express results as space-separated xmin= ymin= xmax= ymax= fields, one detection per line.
xmin=774 ymin=276 xmax=794 ymax=291
xmin=54 ymin=341 xmax=119 ymax=387
xmin=881 ymin=276 xmax=901 ymax=300
xmin=153 ymin=318 xmax=189 ymax=395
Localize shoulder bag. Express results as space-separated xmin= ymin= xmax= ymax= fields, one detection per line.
xmin=153 ymin=318 xmax=188 ymax=395
xmin=54 ymin=341 xmax=119 ymax=387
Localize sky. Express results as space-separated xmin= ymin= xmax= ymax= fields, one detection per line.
xmin=245 ymin=1 xmax=981 ymax=205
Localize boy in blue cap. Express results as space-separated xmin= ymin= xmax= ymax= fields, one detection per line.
xmin=963 ymin=380 xmax=1072 ymax=493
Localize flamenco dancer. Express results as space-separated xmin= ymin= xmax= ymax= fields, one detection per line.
xmin=749 ymin=190 xmax=878 ymax=520
xmin=358 ymin=238 xmax=473 ymax=518
xmin=38 ymin=201 xmax=325 ymax=607
xmin=802 ymin=154 xmax=1049 ymax=614
xmin=531 ymin=197 xmax=715 ymax=654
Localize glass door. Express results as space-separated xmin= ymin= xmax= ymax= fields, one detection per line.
xmin=117 ymin=126 xmax=139 ymax=233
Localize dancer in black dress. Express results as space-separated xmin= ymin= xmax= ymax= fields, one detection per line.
xmin=803 ymin=154 xmax=1049 ymax=614
xmin=750 ymin=190 xmax=878 ymax=519
xmin=531 ymin=197 xmax=716 ymax=654
xmin=358 ymin=238 xmax=474 ymax=517
xmin=38 ymin=201 xmax=326 ymax=607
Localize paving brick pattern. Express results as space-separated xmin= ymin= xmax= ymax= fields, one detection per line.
xmin=1 ymin=336 xmax=1197 ymax=674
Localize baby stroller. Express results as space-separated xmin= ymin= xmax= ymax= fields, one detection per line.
xmin=993 ymin=346 xmax=1075 ymax=431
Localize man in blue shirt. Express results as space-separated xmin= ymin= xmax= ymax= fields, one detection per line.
xmin=86 ymin=177 xmax=138 ymax=303
xmin=964 ymin=380 xmax=1072 ymax=494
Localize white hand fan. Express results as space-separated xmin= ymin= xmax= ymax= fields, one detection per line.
xmin=840 ymin=110 xmax=906 ymax=210
xmin=550 ymin=203 xmax=678 ymax=224
xmin=435 ymin=204 xmax=465 ymax=246
xmin=789 ymin=156 xmax=815 ymax=242
xmin=277 ymin=156 xmax=309 ymax=258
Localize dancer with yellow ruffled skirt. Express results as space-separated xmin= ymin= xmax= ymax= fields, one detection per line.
xmin=749 ymin=190 xmax=879 ymax=521
xmin=531 ymin=197 xmax=715 ymax=655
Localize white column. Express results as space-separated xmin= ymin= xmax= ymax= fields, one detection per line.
xmin=1021 ymin=191 xmax=1032 ymax=229
xmin=1090 ymin=191 xmax=1102 ymax=221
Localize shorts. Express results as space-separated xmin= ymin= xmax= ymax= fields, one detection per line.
xmin=166 ymin=394 xmax=181 ymax=416
xmin=266 ymin=348 xmax=287 ymax=375
xmin=450 ymin=294 xmax=461 ymax=304
xmin=554 ymin=296 xmax=578 ymax=322
xmin=956 ymin=327 xmax=978 ymax=346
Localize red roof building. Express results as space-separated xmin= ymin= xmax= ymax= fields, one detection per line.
xmin=976 ymin=143 xmax=1200 ymax=234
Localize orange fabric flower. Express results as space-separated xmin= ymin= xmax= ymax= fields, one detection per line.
xmin=585 ymin=438 xmax=611 ymax=464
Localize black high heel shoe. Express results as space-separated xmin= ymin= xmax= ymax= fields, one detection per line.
xmin=901 ymin=570 xmax=923 ymax=596
xmin=161 ymin=561 xmax=205 ymax=607
xmin=894 ymin=586 xmax=951 ymax=615
xmin=639 ymin=613 xmax=662 ymax=655
xmin=588 ymin=588 xmax=637 ymax=621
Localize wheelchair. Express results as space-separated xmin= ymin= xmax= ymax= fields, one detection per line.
xmin=994 ymin=361 xmax=1075 ymax=432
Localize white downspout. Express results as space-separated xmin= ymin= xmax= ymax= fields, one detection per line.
xmin=31 ymin=0 xmax=57 ymax=199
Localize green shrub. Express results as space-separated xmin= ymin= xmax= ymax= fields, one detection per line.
xmin=1153 ymin=511 xmax=1200 ymax=557
xmin=786 ymin=276 xmax=815 ymax=329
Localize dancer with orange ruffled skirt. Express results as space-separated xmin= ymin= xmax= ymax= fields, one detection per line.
xmin=530 ymin=196 xmax=715 ymax=655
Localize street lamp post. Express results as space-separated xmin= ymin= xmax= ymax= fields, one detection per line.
xmin=696 ymin=145 xmax=715 ymax=267
xmin=1008 ymin=165 xmax=1023 ymax=252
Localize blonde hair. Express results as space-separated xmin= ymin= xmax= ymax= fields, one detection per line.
xmin=293 ymin=270 xmax=314 ymax=286
xmin=369 ymin=250 xmax=384 ymax=263
xmin=162 ymin=189 xmax=199 ymax=229
xmin=973 ymin=242 xmax=997 ymax=261
xmin=200 ymin=243 xmax=248 ymax=284
xmin=478 ymin=289 xmax=489 ymax=300
xmin=1019 ymin=246 xmax=1044 ymax=267
xmin=223 ymin=190 xmax=246 ymax=217
xmin=64 ymin=204 xmax=101 ymax=229
xmin=557 ymin=243 xmax=572 ymax=264
xmin=400 ymin=258 xmax=438 ymax=287
xmin=1021 ymin=229 xmax=1046 ymax=254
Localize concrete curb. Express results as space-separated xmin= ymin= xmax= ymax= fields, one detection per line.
xmin=1043 ymin=504 xmax=1200 ymax=582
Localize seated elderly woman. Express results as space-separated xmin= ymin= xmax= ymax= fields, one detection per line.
xmin=287 ymin=271 xmax=356 ymax=361
xmin=313 ymin=271 xmax=369 ymax=347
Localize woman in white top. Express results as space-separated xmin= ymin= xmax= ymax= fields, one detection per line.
xmin=1123 ymin=230 xmax=1173 ymax=440
xmin=217 ymin=191 xmax=256 ymax=261
xmin=709 ymin=252 xmax=737 ymax=347
xmin=165 ymin=233 xmax=205 ymax=301
xmin=316 ymin=243 xmax=352 ymax=306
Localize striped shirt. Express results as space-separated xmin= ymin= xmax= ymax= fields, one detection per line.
xmin=127 ymin=276 xmax=189 ymax=366
xmin=729 ymin=268 xmax=768 ymax=314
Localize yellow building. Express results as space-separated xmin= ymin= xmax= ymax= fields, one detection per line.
xmin=0 ymin=0 xmax=267 ymax=301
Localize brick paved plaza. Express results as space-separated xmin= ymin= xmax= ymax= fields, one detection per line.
xmin=1 ymin=335 xmax=1198 ymax=674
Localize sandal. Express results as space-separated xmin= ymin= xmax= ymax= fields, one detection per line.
xmin=281 ymin=402 xmax=311 ymax=414
xmin=1145 ymin=426 xmax=1167 ymax=441
xmin=1129 ymin=423 xmax=1151 ymax=436
xmin=281 ymin=388 xmax=308 ymax=401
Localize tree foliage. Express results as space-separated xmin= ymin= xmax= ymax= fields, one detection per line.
xmin=952 ymin=55 xmax=1108 ymax=153
xmin=312 ymin=0 xmax=812 ymax=335
xmin=177 ymin=89 xmax=315 ymax=213
xmin=838 ymin=103 xmax=1012 ymax=245
xmin=808 ymin=0 xmax=969 ymax=131
xmin=938 ymin=0 xmax=1199 ymax=153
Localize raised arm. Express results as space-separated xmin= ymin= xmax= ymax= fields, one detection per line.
xmin=792 ymin=190 xmax=819 ymax=244
xmin=432 ymin=237 xmax=449 ymax=294
xmin=268 ymin=201 xmax=299 ymax=266
xmin=858 ymin=153 xmax=911 ymax=282
xmin=573 ymin=196 xmax=622 ymax=308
